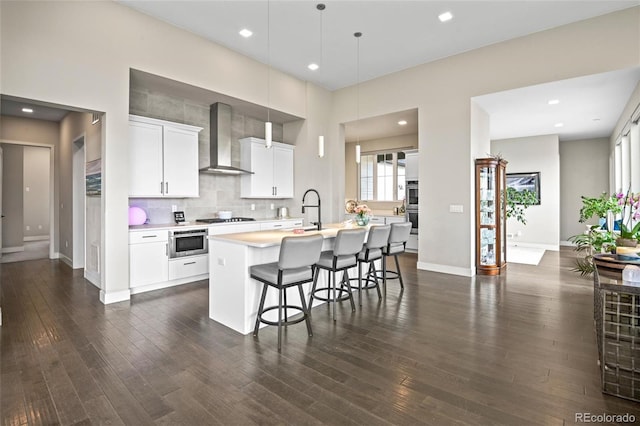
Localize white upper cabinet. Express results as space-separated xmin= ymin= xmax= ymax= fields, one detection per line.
xmin=129 ymin=115 xmax=202 ymax=198
xmin=240 ymin=137 xmax=294 ymax=199
xmin=405 ymin=150 xmax=419 ymax=181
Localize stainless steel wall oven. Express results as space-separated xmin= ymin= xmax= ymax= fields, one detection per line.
xmin=406 ymin=180 xmax=418 ymax=210
xmin=406 ymin=180 xmax=418 ymax=235
xmin=169 ymin=228 xmax=208 ymax=258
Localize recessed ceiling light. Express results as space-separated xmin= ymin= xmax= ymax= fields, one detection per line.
xmin=239 ymin=28 xmax=253 ymax=38
xmin=438 ymin=11 xmax=453 ymax=22
xmin=548 ymin=99 xmax=560 ymax=105
xmin=398 ymin=120 xmax=407 ymax=126
xmin=308 ymin=63 xmax=319 ymax=71
xmin=22 ymin=107 xmax=33 ymax=113
xmin=554 ymin=122 xmax=564 ymax=128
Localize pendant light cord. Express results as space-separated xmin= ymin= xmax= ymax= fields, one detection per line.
xmin=267 ymin=0 xmax=271 ymax=125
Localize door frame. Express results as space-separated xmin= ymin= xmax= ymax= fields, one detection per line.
xmin=0 ymin=139 xmax=55 ymax=260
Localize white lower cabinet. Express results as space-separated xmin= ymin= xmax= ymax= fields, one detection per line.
xmin=260 ymin=219 xmax=303 ymax=230
xmin=209 ymin=223 xmax=261 ymax=235
xmin=368 ymin=216 xmax=385 ymax=225
xmin=406 ymin=234 xmax=418 ymax=251
xmin=129 ymin=230 xmax=169 ymax=288
xmin=169 ymin=255 xmax=208 ymax=281
xmin=385 ymin=216 xmax=407 ymax=224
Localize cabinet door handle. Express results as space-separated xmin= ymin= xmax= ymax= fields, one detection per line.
xmin=165 ymin=243 xmax=168 ymax=256
xmin=142 ymin=235 xmax=157 ymax=238
xmin=275 ymin=187 xmax=277 ymax=196
xmin=165 ymin=182 xmax=169 ymax=194
xmin=184 ymin=261 xmax=196 ymax=266
xmin=161 ymin=182 xmax=164 ymax=194
xmin=273 ymin=224 xmax=282 ymax=228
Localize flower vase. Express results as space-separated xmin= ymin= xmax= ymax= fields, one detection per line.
xmin=356 ymin=215 xmax=369 ymax=226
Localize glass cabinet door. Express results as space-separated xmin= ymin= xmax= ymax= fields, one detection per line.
xmin=479 ymin=166 xmax=495 ymax=226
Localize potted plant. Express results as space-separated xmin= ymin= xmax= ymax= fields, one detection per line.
xmin=578 ymin=192 xmax=621 ymax=227
xmin=569 ymin=226 xmax=617 ymax=276
xmin=505 ymin=187 xmax=537 ymax=224
xmin=614 ymin=189 xmax=640 ymax=247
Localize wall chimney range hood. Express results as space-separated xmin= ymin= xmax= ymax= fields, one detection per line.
xmin=199 ymin=102 xmax=253 ymax=175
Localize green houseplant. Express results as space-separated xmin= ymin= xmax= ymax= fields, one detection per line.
xmin=568 ymin=226 xmax=617 ymax=276
xmin=505 ymin=187 xmax=537 ymax=225
xmin=578 ymin=192 xmax=621 ymax=225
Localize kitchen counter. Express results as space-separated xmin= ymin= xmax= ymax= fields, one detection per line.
xmin=208 ymin=222 xmax=354 ymax=248
xmin=129 ymin=217 xmax=304 ymax=232
xmin=208 ymin=222 xmax=373 ymax=334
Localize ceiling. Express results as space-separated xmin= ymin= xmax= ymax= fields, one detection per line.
xmin=3 ymin=2 xmax=639 ymax=143
xmin=118 ymin=0 xmax=639 ymax=91
xmin=475 ymin=67 xmax=640 ymax=141
xmin=1 ymin=97 xmax=70 ymax=122
xmin=117 ymin=0 xmax=640 ymax=141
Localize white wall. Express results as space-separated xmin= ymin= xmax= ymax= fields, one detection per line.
xmin=1 ymin=2 xmax=638 ymax=287
xmin=330 ymin=8 xmax=639 ymax=275
xmin=1 ymin=1 xmax=326 ymax=303
xmin=492 ymin=135 xmax=560 ymax=250
xmin=559 ymin=138 xmax=610 ymax=242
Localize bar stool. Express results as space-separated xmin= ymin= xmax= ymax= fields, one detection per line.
xmin=355 ymin=225 xmax=391 ymax=306
xmin=381 ymin=222 xmax=412 ymax=292
xmin=309 ymin=228 xmax=366 ymax=321
xmin=251 ymin=234 xmax=323 ymax=351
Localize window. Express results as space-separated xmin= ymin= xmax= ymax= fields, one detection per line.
xmin=359 ymin=150 xmax=406 ymax=201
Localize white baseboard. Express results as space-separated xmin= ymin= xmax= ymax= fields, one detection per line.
xmin=129 ymin=274 xmax=208 ymax=295
xmin=84 ymin=270 xmax=101 ymax=289
xmin=100 ymin=289 xmax=131 ymax=304
xmin=24 ymin=235 xmax=49 ymax=242
xmin=2 ymin=246 xmax=24 ymax=254
xmin=417 ymin=261 xmax=473 ymax=277
xmin=507 ymin=242 xmax=559 ymax=251
xmin=560 ymin=240 xmax=575 ymax=247
xmin=58 ymin=253 xmax=73 ymax=268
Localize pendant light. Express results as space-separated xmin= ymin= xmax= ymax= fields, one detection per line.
xmin=354 ymin=31 xmax=362 ymax=165
xmin=265 ymin=0 xmax=273 ymax=148
xmin=317 ymin=3 xmax=326 ymax=158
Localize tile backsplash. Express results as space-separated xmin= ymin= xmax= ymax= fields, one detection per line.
xmin=129 ymin=87 xmax=296 ymax=224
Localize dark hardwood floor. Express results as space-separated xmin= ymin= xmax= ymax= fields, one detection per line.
xmin=2 ymin=248 xmax=639 ymax=425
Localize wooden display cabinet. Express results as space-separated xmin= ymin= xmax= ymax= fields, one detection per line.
xmin=475 ymin=158 xmax=507 ymax=275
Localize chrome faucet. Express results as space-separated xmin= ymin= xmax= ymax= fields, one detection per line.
xmin=302 ymin=189 xmax=322 ymax=231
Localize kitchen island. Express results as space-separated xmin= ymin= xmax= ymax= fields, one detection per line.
xmin=208 ymin=223 xmax=362 ymax=334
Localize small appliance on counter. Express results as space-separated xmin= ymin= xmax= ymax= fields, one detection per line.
xmin=276 ymin=207 xmax=289 ymax=218
xmin=218 ymin=211 xmax=232 ymax=219
xmin=173 ymin=211 xmax=186 ymax=224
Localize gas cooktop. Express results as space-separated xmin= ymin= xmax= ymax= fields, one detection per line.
xmin=196 ymin=217 xmax=256 ymax=224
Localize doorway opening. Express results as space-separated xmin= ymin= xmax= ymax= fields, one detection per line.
xmin=0 ymin=143 xmax=53 ymax=263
